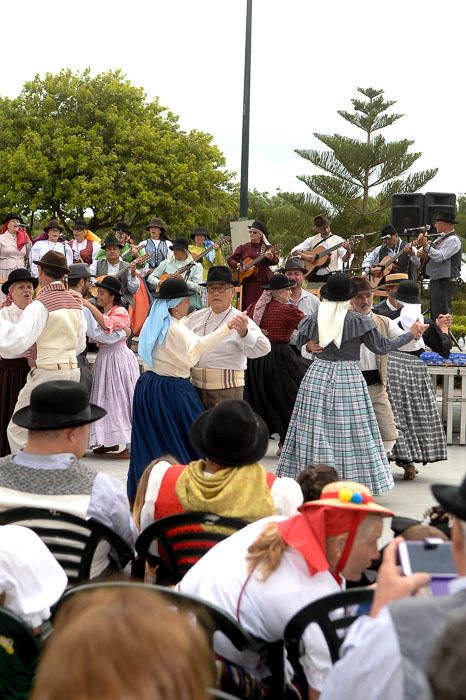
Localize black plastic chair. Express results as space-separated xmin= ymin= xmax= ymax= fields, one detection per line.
xmin=0 ymin=507 xmax=134 ymax=584
xmin=132 ymin=511 xmax=248 ymax=582
xmin=284 ymin=587 xmax=374 ymax=665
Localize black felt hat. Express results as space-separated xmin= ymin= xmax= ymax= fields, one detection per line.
xmin=189 ymin=399 xmax=269 ymax=466
xmin=434 ymin=211 xmax=457 ymax=225
xmin=432 ymin=474 xmax=466 ymax=521
xmin=152 ymin=277 xmax=192 ymax=300
xmin=381 ymin=224 xmax=397 ymax=239
xmin=200 ymin=265 xmax=234 ymax=287
xmin=68 ymin=263 xmax=92 ymax=280
xmin=13 ymin=380 xmax=106 ymax=431
xmin=112 ymin=221 xmax=131 ymax=234
xmin=262 ymin=273 xmax=296 ymax=291
xmin=320 ymin=272 xmax=358 ymax=302
xmin=95 ymin=275 xmax=123 ymax=297
xmin=393 ymin=280 xmax=421 ymax=305
xmin=248 ymin=220 xmax=267 ymax=236
xmin=101 ymin=236 xmax=124 ymax=250
xmin=145 ymin=217 xmax=166 ymax=233
xmin=171 ymin=236 xmax=190 ymax=252
xmin=2 ymin=212 xmax=24 ymax=225
xmin=190 ymin=226 xmax=209 ymax=240
xmin=284 ymin=256 xmax=307 ymax=272
xmin=1 ymin=268 xmax=38 ymax=296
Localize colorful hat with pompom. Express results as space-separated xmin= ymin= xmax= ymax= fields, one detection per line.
xmin=301 ymin=481 xmax=394 ymax=517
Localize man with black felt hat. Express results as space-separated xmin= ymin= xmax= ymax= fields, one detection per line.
xmin=183 ymin=265 xmax=270 ymax=407
xmin=139 ymin=399 xmax=302 ymax=528
xmin=91 ymin=235 xmax=140 ymax=308
xmin=147 ymin=236 xmax=203 ymax=309
xmin=0 ymin=250 xmax=87 ymax=453
xmin=0 ymin=380 xmax=136 ymax=575
xmin=321 ymin=473 xmax=466 ymax=700
xmin=406 ymin=210 xmax=461 ymax=320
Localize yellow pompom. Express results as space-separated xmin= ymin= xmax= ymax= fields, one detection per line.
xmin=339 ymin=487 xmax=353 ymax=503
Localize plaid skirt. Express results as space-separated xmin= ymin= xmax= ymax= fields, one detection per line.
xmin=387 ymin=352 xmax=447 ymax=464
xmin=276 ymin=359 xmax=394 ymax=495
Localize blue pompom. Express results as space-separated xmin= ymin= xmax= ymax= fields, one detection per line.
xmin=351 ymin=492 xmax=363 ymax=504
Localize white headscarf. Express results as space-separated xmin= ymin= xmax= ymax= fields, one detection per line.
xmin=398 ymin=301 xmax=424 ymax=331
xmin=0 ymin=525 xmax=67 ymax=628
xmin=317 ymin=299 xmax=350 ymax=349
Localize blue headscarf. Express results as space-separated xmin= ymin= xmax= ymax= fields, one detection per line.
xmin=138 ymin=297 xmax=186 ymax=367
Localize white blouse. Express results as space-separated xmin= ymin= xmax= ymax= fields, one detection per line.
xmin=30 ymin=240 xmax=74 ymax=277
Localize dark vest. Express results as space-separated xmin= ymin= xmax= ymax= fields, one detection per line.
xmin=373 ymin=300 xmax=401 ymax=320
xmin=378 ymin=241 xmax=410 ymax=274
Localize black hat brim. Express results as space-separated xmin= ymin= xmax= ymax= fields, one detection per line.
xmin=151 ymin=289 xmax=193 ymax=300
xmin=94 ymin=281 xmax=123 ymax=296
xmin=190 ymin=232 xmax=208 ymax=240
xmin=35 ymin=261 xmax=69 ymax=274
xmin=102 ymin=242 xmax=124 ymax=250
xmin=1 ymin=276 xmax=38 ymax=296
xmin=189 ymin=407 xmax=269 ymax=466
xmin=321 ymin=279 xmax=359 ymax=302
xmin=12 ymin=404 xmax=106 ymax=431
xmin=262 ymin=278 xmax=296 ymax=290
xmin=432 ymin=483 xmax=466 ymax=520
xmin=393 ymin=291 xmax=422 ymax=305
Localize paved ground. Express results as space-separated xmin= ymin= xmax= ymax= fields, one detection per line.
xmin=86 ymin=439 xmax=465 ymax=524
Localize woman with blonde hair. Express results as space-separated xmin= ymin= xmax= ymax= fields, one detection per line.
xmin=30 ymin=587 xmax=214 ymax=700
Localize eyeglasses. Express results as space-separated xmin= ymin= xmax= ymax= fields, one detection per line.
xmin=207 ymin=284 xmax=233 ymax=293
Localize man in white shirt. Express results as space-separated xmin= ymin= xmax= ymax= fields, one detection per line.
xmin=291 ymin=215 xmax=351 ymax=283
xmin=283 ymin=256 xmax=320 ymax=348
xmin=0 ymin=251 xmax=87 ymax=452
xmin=183 ymin=266 xmax=271 ymax=408
xmin=0 ymin=381 xmax=136 ymax=575
xmin=321 ymin=475 xmax=466 ymax=700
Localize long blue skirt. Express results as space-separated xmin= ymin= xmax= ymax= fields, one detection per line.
xmin=127 ymin=371 xmax=204 ymax=498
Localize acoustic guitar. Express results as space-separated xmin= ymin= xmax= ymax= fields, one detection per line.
xmin=367 ymin=247 xmax=410 ymax=289
xmin=158 ymin=235 xmax=230 ymax=284
xmin=232 ymin=244 xmax=281 ymax=284
xmin=298 ymin=235 xmax=363 ymax=278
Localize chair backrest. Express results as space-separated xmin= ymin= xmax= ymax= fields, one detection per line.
xmin=284 ymin=586 xmax=374 ymax=665
xmin=0 ymin=508 xmax=133 ymax=584
xmin=0 ymin=607 xmax=40 ymax=665
xmin=132 ymin=511 xmax=248 ymax=582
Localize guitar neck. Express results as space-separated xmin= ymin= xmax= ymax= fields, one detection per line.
xmin=244 ymin=247 xmax=277 ymax=270
xmin=380 ymin=246 xmax=406 ymax=270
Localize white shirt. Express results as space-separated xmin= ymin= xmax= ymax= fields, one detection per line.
xmin=179 ymin=516 xmax=340 ymax=690
xmin=321 ymin=577 xmax=466 ymax=700
xmin=183 ymin=306 xmax=271 ymax=370
xmin=289 ymin=289 xmax=320 ymax=345
xmin=139 ymin=460 xmax=303 ymax=531
xmin=69 ymin=239 xmax=101 ymax=264
xmin=0 ymin=298 xmax=87 ymax=359
xmin=291 ymin=233 xmax=347 ymax=276
xmin=30 ymin=240 xmax=74 ymax=277
xmin=148 ymin=317 xmax=232 ymax=378
xmin=84 ymin=307 xmax=128 ymax=345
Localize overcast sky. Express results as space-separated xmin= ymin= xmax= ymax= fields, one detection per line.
xmin=2 ymin=0 xmax=464 ymax=197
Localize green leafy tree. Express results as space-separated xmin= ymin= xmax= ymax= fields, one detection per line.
xmin=296 ymin=87 xmax=438 ymax=233
xmin=0 ymin=69 xmax=236 ymax=238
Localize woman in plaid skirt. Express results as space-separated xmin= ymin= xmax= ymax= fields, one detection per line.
xmin=276 ymin=273 xmax=426 ymax=495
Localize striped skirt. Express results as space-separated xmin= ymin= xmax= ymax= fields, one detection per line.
xmin=276 ymin=359 xmax=394 ymax=495
xmin=387 ymin=351 xmax=447 ymax=464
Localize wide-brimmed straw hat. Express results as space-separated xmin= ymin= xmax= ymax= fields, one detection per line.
xmin=378 ymin=272 xmax=409 ymax=290
xmin=189 ymin=399 xmax=269 ymax=467
xmin=303 ymin=481 xmax=394 ymax=517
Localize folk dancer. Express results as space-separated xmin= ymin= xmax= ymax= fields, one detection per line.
xmin=374 ymin=279 xmax=450 ymax=479
xmin=91 ymin=236 xmax=140 ymax=308
xmin=30 ymin=219 xmax=73 ymax=276
xmin=0 ymin=251 xmax=86 ymax=453
xmin=245 ymin=273 xmax=310 ymax=450
xmin=183 ymin=266 xmax=270 ymax=409
xmin=147 ymin=236 xmax=203 ymax=309
xmin=67 ymin=263 xmax=93 ymax=398
xmin=127 ymin=277 xmax=248 ymax=500
xmin=291 ymin=214 xmax=351 ymax=284
xmin=68 ymin=219 xmax=101 ymax=267
xmin=283 ymin=256 xmax=320 ymax=350
xmin=0 ymin=269 xmax=38 ymax=456
xmin=276 ymin=273 xmax=426 ymax=494
xmin=227 ymin=220 xmax=279 ymax=310
xmin=0 ymin=213 xmax=30 ymax=303
xmin=404 ymin=211 xmax=461 ymax=320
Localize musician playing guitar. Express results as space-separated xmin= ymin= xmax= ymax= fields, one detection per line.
xmin=147 ymin=236 xmax=203 ymax=309
xmin=290 ymin=214 xmax=351 ymax=283
xmin=362 ymin=224 xmax=412 ymax=285
xmin=189 ymin=226 xmax=225 ymax=279
xmin=403 ymin=211 xmax=461 ymax=320
xmin=227 ymin=220 xmax=279 ymax=310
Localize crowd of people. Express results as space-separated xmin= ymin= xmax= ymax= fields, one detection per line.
xmin=0 ymin=208 xmax=463 ymax=699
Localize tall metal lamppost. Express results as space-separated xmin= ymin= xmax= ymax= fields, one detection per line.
xmin=239 ymin=0 xmax=252 ymax=218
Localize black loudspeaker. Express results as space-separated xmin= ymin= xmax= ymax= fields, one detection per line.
xmin=391 ymin=193 xmax=425 ymax=234
xmin=424 ymin=192 xmax=457 ymax=229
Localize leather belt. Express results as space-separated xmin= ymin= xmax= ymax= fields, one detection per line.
xmin=36 ymin=362 xmax=78 ymax=370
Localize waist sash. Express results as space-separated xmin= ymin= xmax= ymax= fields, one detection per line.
xmin=191 ymin=367 xmax=245 ymax=390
